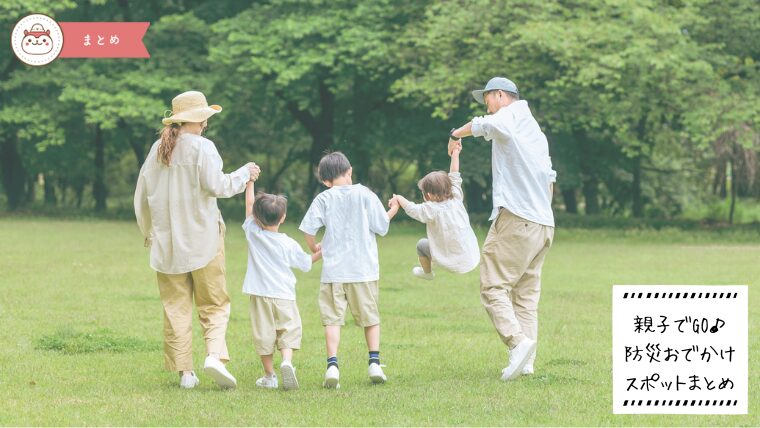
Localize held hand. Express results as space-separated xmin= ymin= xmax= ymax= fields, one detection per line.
xmin=310 ymin=242 xmax=322 ymax=254
xmin=447 ymin=138 xmax=460 ymax=156
xmin=451 ymin=141 xmax=462 ymax=155
xmin=247 ymin=162 xmax=261 ymax=181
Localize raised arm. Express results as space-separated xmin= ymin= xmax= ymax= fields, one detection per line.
xmin=393 ymin=194 xmax=437 ymax=223
xmin=245 ymin=180 xmax=255 ymax=218
xmin=450 ymin=141 xmax=461 ymax=173
xmin=199 ymin=143 xmax=259 ymax=198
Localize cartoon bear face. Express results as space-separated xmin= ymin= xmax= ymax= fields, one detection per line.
xmin=21 ymin=25 xmax=53 ymax=55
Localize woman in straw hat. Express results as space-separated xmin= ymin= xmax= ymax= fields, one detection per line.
xmin=134 ymin=90 xmax=259 ymax=389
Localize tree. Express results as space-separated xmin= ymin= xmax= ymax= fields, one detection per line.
xmin=211 ymin=0 xmax=432 ymax=197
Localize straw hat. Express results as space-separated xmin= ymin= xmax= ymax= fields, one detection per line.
xmin=162 ymin=91 xmax=222 ymax=125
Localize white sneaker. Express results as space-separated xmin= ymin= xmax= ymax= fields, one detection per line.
xmin=522 ymin=364 xmax=534 ymax=375
xmin=412 ymin=267 xmax=435 ymax=280
xmin=203 ymin=355 xmax=237 ymax=389
xmin=255 ymin=374 xmax=278 ymax=389
xmin=323 ymin=365 xmax=340 ymax=389
xmin=179 ymin=372 xmax=200 ymax=389
xmin=368 ymin=363 xmax=387 ymax=384
xmin=280 ymin=361 xmax=299 ymax=391
xmin=501 ymin=338 xmax=536 ymax=381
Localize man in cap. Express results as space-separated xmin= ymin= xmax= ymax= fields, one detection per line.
xmin=448 ymin=77 xmax=556 ymax=381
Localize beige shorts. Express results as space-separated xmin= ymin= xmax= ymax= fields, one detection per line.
xmin=319 ymin=281 xmax=380 ymax=327
xmin=248 ymin=295 xmax=302 ymax=355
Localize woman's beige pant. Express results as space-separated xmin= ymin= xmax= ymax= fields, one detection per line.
xmin=156 ymin=230 xmax=230 ymax=372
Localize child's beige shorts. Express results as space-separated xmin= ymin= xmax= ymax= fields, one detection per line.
xmin=248 ymin=295 xmax=302 ymax=355
xmin=319 ymin=281 xmax=380 ymax=327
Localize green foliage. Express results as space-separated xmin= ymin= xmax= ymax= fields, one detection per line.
xmin=0 ymin=0 xmax=759 ymax=222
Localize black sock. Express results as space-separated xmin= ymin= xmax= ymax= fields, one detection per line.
xmin=327 ymin=356 xmax=338 ymax=369
xmin=369 ymin=351 xmax=380 ymax=366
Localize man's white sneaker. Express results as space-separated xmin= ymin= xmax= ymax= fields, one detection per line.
xmin=179 ymin=372 xmax=200 ymax=389
xmin=280 ymin=361 xmax=299 ymax=391
xmin=368 ymin=363 xmax=387 ymax=384
xmin=323 ymin=365 xmax=340 ymax=389
xmin=203 ymin=355 xmax=237 ymax=389
xmin=255 ymin=374 xmax=278 ymax=389
xmin=412 ymin=267 xmax=435 ymax=280
xmin=522 ymin=364 xmax=534 ymax=375
xmin=501 ymin=338 xmax=536 ymax=381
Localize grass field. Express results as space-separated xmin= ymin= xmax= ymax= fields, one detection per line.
xmin=0 ymin=218 xmax=758 ymax=426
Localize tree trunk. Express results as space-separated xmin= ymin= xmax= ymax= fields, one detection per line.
xmin=93 ymin=124 xmax=107 ymax=211
xmin=25 ymin=175 xmax=36 ymax=204
xmin=43 ymin=173 xmax=57 ymax=206
xmin=75 ymin=182 xmax=84 ymax=208
xmin=0 ymin=134 xmax=27 ymax=210
xmin=561 ymin=186 xmax=578 ymax=214
xmin=712 ymin=162 xmax=725 ymax=197
xmin=282 ymin=79 xmax=335 ymax=199
xmin=729 ymin=160 xmax=736 ymax=224
xmin=632 ymin=154 xmax=643 ymax=218
xmin=582 ymin=178 xmax=600 ymax=215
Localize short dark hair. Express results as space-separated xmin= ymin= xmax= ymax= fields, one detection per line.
xmin=253 ymin=192 xmax=287 ymax=226
xmin=318 ymin=151 xmax=352 ymax=182
xmin=486 ymin=89 xmax=520 ymax=101
xmin=418 ymin=171 xmax=453 ymax=202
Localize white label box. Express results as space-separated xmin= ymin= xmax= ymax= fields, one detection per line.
xmin=612 ymin=285 xmax=748 ymax=414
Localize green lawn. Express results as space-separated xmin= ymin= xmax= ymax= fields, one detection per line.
xmin=0 ymin=218 xmax=757 ymax=426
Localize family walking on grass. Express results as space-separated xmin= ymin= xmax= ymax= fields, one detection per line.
xmin=133 ymin=76 xmax=557 ymax=390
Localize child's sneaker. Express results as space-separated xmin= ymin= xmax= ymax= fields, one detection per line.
xmin=501 ymin=338 xmax=536 ymax=381
xmin=323 ymin=365 xmax=340 ymax=389
xmin=179 ymin=372 xmax=200 ymax=389
xmin=203 ymin=355 xmax=237 ymax=389
xmin=368 ymin=363 xmax=387 ymax=384
xmin=412 ymin=266 xmax=435 ymax=280
xmin=522 ymin=364 xmax=534 ymax=375
xmin=255 ymin=374 xmax=278 ymax=389
xmin=280 ymin=361 xmax=299 ymax=391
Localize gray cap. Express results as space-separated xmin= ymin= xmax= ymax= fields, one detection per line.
xmin=471 ymin=77 xmax=519 ymax=104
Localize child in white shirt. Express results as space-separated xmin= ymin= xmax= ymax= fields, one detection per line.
xmin=242 ymin=180 xmax=321 ymax=390
xmin=299 ymin=152 xmax=400 ymax=388
xmin=391 ymin=141 xmax=479 ymax=279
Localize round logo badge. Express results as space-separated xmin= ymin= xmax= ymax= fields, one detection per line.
xmin=11 ymin=14 xmax=64 ymax=66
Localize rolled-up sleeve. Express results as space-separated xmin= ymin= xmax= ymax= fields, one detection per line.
xmin=199 ymin=142 xmax=250 ymax=198
xmin=471 ymin=115 xmax=495 ymax=141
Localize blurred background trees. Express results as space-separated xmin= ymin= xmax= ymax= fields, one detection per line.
xmin=1 ymin=0 xmax=758 ymax=223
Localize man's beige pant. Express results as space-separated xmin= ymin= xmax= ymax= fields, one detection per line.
xmin=156 ymin=228 xmax=230 ymax=372
xmin=480 ymin=208 xmax=554 ymax=362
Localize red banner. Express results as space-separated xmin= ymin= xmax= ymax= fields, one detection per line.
xmin=59 ymin=22 xmax=149 ymax=58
